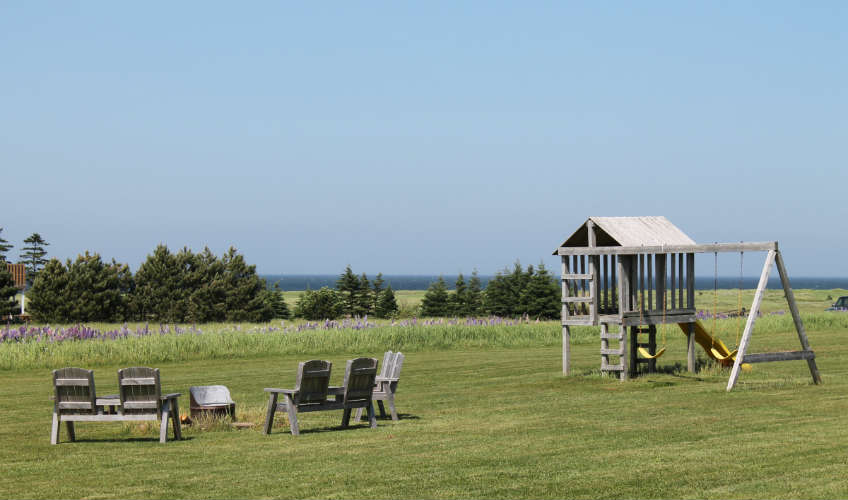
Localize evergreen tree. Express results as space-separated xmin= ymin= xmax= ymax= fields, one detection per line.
xmin=519 ymin=262 xmax=560 ymax=319
xmin=133 ymin=245 xmax=185 ymax=321
xmin=0 ymin=228 xmax=12 ymax=262
xmin=19 ymin=233 xmax=49 ymax=286
xmin=483 ymin=269 xmax=513 ymax=316
xmin=467 ymin=269 xmax=484 ymax=316
xmin=26 ymin=259 xmax=70 ymax=322
xmin=186 ymin=247 xmax=227 ymax=323
xmin=374 ymin=285 xmax=399 ymax=318
xmin=336 ymin=265 xmax=361 ymax=316
xmin=267 ymin=282 xmax=290 ymax=320
xmin=0 ymin=266 xmax=19 ymax=318
xmin=356 ymin=272 xmax=372 ymax=316
xmin=420 ymin=276 xmax=450 ymax=317
xmin=371 ymin=272 xmax=385 ymax=309
xmin=294 ymin=287 xmax=343 ymax=320
xmin=220 ymin=246 xmax=274 ymax=322
xmin=449 ymin=273 xmax=468 ymax=316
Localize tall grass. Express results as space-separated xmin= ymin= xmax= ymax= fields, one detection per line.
xmin=2 ymin=312 xmax=846 ymax=370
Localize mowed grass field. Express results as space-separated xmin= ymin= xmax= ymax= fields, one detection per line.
xmin=1 ymin=290 xmax=847 ymax=499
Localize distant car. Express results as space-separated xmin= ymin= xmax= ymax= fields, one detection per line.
xmin=826 ymin=296 xmax=848 ymax=311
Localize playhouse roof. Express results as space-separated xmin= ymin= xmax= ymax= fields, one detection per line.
xmin=554 ymin=216 xmax=695 ymax=252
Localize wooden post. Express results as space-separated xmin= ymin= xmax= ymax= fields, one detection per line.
xmin=727 ymin=249 xmax=775 ymax=391
xmin=774 ymin=249 xmax=822 ymax=385
xmin=562 ymin=255 xmax=571 ymax=375
xmin=687 ymin=322 xmax=696 ymax=373
xmin=629 ymin=326 xmax=638 ymax=378
xmin=587 ymin=220 xmax=599 ymax=324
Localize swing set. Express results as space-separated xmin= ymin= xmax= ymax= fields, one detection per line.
xmin=555 ymin=216 xmax=821 ymax=391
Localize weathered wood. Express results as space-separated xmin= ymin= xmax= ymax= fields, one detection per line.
xmin=621 ymin=312 xmax=697 ymax=326
xmin=678 ymin=253 xmax=684 ymax=309
xmin=686 ymin=253 xmax=695 ymax=309
xmin=600 ymin=348 xmax=624 ymax=356
xmin=687 ymin=322 xmax=696 ymax=373
xmin=727 ymin=250 xmax=775 ymax=391
xmin=562 ymin=296 xmax=593 ymax=303
xmin=639 ymin=254 xmax=645 ymax=313
xmin=774 ymin=250 xmax=822 ymax=385
xmin=742 ymin=351 xmax=815 ymax=363
xmin=670 ymin=253 xmax=676 ymax=310
xmin=355 ymin=351 xmax=404 ymax=423
xmin=263 ymin=392 xmax=278 ymax=434
xmin=561 ymin=273 xmax=593 ymax=280
xmin=601 ymin=363 xmax=624 ymax=371
xmin=556 ymin=241 xmax=778 ymax=256
xmin=647 ymin=254 xmax=653 ymax=312
xmin=600 ymin=332 xmax=624 ymax=340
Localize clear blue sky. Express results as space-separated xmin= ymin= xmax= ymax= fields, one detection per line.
xmin=2 ymin=2 xmax=846 ymax=277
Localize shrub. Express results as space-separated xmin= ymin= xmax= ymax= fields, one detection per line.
xmin=295 ymin=287 xmax=343 ymax=320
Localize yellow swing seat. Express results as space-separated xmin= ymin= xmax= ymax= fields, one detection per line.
xmin=710 ymin=347 xmax=738 ymax=361
xmin=637 ymin=346 xmax=666 ymax=360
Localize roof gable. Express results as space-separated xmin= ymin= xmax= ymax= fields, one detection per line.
xmin=556 ymin=216 xmax=695 ymax=250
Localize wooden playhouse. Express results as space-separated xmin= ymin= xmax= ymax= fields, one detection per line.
xmin=553 ymin=216 xmax=821 ymax=391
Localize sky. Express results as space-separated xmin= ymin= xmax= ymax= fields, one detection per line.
xmin=2 ymin=2 xmax=846 ymax=277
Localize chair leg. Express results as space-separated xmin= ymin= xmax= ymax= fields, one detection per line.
xmin=171 ymin=397 xmax=182 ymax=440
xmin=160 ymin=400 xmax=171 ymax=443
xmin=263 ymin=393 xmax=278 ymax=435
xmin=353 ymin=407 xmax=363 ymax=423
xmin=377 ymin=400 xmax=387 ymax=418
xmin=51 ymin=412 xmax=60 ymax=445
xmin=387 ymin=393 xmax=398 ymax=421
xmin=341 ymin=408 xmax=352 ymax=428
xmin=367 ymin=402 xmax=377 ymax=429
xmin=230 ymin=403 xmax=237 ymax=422
xmin=65 ymin=421 xmax=76 ymax=442
xmin=284 ymin=395 xmax=299 ymax=436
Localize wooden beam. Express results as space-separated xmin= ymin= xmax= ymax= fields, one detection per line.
xmin=727 ymin=249 xmax=775 ymax=391
xmin=742 ymin=351 xmax=815 ymax=363
xmin=556 ymin=241 xmax=777 ymax=256
xmin=774 ymin=250 xmax=822 ymax=385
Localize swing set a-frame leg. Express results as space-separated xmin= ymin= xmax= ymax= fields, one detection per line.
xmin=726 ymin=247 xmax=822 ymax=391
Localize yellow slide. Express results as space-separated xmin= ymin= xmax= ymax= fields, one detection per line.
xmin=676 ymin=321 xmax=749 ymax=369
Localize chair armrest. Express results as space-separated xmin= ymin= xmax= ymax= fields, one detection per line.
xmin=264 ymin=388 xmax=297 ymax=395
xmin=327 ymin=386 xmax=344 ymax=396
xmin=375 ymin=376 xmax=399 ymax=383
xmin=161 ymin=393 xmax=181 ymax=400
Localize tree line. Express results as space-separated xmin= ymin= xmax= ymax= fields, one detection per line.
xmin=1 ymin=226 xmax=562 ymax=322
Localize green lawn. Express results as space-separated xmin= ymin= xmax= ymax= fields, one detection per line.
xmin=2 ymin=310 xmax=847 ymax=498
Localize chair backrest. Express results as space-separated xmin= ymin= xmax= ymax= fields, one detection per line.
xmin=294 ymin=360 xmax=332 ymax=405
xmin=118 ymin=367 xmax=162 ymax=416
xmin=53 ymin=367 xmax=97 ymax=415
xmin=189 ymin=385 xmax=233 ymax=407
xmin=382 ymin=351 xmax=404 ymax=380
xmin=342 ymin=357 xmax=378 ymax=404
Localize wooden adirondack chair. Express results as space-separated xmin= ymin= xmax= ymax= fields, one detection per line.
xmin=263 ymin=358 xmax=378 ymax=436
xmin=355 ymin=351 xmax=404 ymax=422
xmin=50 ymin=366 xmax=181 ymax=444
xmin=117 ymin=367 xmax=182 ymax=443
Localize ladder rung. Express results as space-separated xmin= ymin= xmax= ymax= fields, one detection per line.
xmin=600 ymin=348 xmax=624 ymax=356
xmin=562 ymin=296 xmax=593 ymax=303
xmin=601 ymin=363 xmax=624 ymax=371
xmin=600 ymin=333 xmax=623 ymax=340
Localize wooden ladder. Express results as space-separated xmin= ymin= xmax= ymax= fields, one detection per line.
xmin=600 ymin=323 xmax=626 ymax=380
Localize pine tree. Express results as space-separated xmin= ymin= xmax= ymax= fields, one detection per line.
xmin=357 ymin=272 xmax=372 ymax=316
xmin=336 ymin=265 xmax=361 ymax=316
xmin=267 ymin=282 xmax=290 ymax=319
xmin=220 ymin=247 xmax=274 ymax=322
xmin=134 ymin=245 xmax=184 ymax=322
xmin=374 ymin=285 xmax=399 ymax=318
xmin=520 ymin=262 xmax=560 ymax=319
xmin=0 ymin=265 xmax=19 ymax=318
xmin=26 ymin=259 xmax=71 ymax=322
xmin=19 ymin=233 xmax=49 ymax=286
xmin=0 ymin=228 xmax=12 ymax=262
xmin=449 ymin=273 xmax=468 ymax=316
xmin=467 ymin=269 xmax=484 ymax=316
xmin=483 ymin=269 xmax=513 ymax=316
xmin=294 ymin=287 xmax=343 ymax=320
xmin=420 ymin=276 xmax=450 ymax=317
xmin=372 ymin=273 xmax=385 ymax=310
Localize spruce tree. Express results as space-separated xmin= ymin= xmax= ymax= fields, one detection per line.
xmin=0 ymin=266 xmax=19 ymax=318
xmin=420 ymin=276 xmax=450 ymax=317
xmin=294 ymin=287 xmax=343 ymax=320
xmin=374 ymin=285 xmax=399 ymax=318
xmin=357 ymin=272 xmax=372 ymax=316
xmin=520 ymin=262 xmax=560 ymax=319
xmin=19 ymin=233 xmax=49 ymax=286
xmin=372 ymin=273 xmax=385 ymax=310
xmin=450 ymin=273 xmax=468 ymax=316
xmin=483 ymin=269 xmax=513 ymax=316
xmin=220 ymin=247 xmax=274 ymax=322
xmin=336 ymin=265 xmax=361 ymax=316
xmin=467 ymin=269 xmax=484 ymax=316
xmin=134 ymin=245 xmax=184 ymax=322
xmin=267 ymin=282 xmax=290 ymax=319
xmin=27 ymin=259 xmax=71 ymax=322
xmin=0 ymin=228 xmax=12 ymax=262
